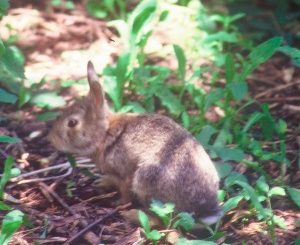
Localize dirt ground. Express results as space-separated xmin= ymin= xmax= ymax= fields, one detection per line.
xmin=0 ymin=1 xmax=299 ymax=244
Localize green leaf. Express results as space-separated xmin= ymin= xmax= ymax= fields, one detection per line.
xmin=0 ymin=156 xmax=14 ymax=199
xmin=181 ymin=111 xmax=190 ymax=129
xmin=119 ymin=102 xmax=146 ymax=113
xmin=86 ymin=0 xmax=107 ymax=19
xmin=0 ymin=210 xmax=24 ymax=245
xmin=225 ymin=172 xmax=248 ymax=188
xmin=268 ymin=187 xmax=286 ymax=198
xmin=103 ymin=76 xmax=120 ymax=110
xmin=256 ymin=176 xmax=269 ymax=193
xmin=31 ymin=92 xmax=66 ymax=109
xmin=272 ymin=215 xmax=287 ymax=229
xmin=217 ymin=148 xmax=245 ymax=162
xmin=204 ymin=88 xmax=224 ymax=111
xmin=197 ymin=125 xmax=217 ymax=147
xmin=234 ymin=180 xmax=269 ymax=220
xmin=215 ymin=162 xmax=232 ymax=178
xmin=205 ymin=31 xmax=238 ymax=43
xmin=276 ymin=119 xmax=287 ymax=135
xmin=243 ymin=112 xmax=264 ymax=133
xmin=0 ymin=0 xmax=9 ymax=16
xmin=238 ymin=37 xmax=282 ymax=81
xmin=0 ymin=89 xmax=17 ymax=104
xmin=176 ymin=238 xmax=216 ymax=245
xmin=0 ymin=39 xmax=5 ymax=56
xmin=286 ymin=187 xmax=300 ymax=207
xmin=138 ymin=210 xmax=151 ymax=234
xmin=225 ymin=53 xmax=235 ymax=84
xmin=149 ymin=200 xmax=175 ymax=226
xmin=277 ymin=46 xmax=300 ymax=67
xmin=173 ymin=44 xmax=186 ymax=81
xmin=10 ymin=168 xmax=20 ymax=178
xmin=173 ymin=212 xmax=195 ymax=231
xmin=147 ymin=229 xmax=163 ymax=241
xmin=159 ymin=10 xmax=169 ymax=22
xmin=223 ymin=195 xmax=244 ymax=213
xmin=36 ymin=111 xmax=60 ymax=121
xmin=0 ymin=45 xmax=25 ymax=79
xmin=227 ymin=81 xmax=248 ymax=101
xmin=129 ymin=0 xmax=157 ymax=46
xmin=155 ymin=88 xmax=183 ymax=116
xmin=0 ymin=136 xmax=21 ymax=144
xmin=0 ymin=202 xmax=12 ymax=211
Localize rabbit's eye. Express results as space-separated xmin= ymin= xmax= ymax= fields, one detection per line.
xmin=68 ymin=119 xmax=78 ymax=128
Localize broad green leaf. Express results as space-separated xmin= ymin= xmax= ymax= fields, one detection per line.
xmin=276 ymin=119 xmax=287 ymax=135
xmin=217 ymin=190 xmax=226 ymax=202
xmin=0 ymin=156 xmax=14 ymax=199
xmin=272 ymin=215 xmax=287 ymax=229
xmin=173 ymin=44 xmax=186 ymax=81
xmin=0 ymin=89 xmax=17 ymax=104
xmin=138 ymin=210 xmax=151 ymax=234
xmin=215 ymin=163 xmax=232 ymax=178
xmin=150 ymin=200 xmax=175 ymax=226
xmin=0 ymin=0 xmax=9 ymax=16
xmin=181 ymin=111 xmax=190 ymax=129
xmin=0 ymin=136 xmax=21 ymax=144
xmin=119 ymin=102 xmax=146 ymax=113
xmin=173 ymin=212 xmax=195 ymax=231
xmin=225 ymin=172 xmax=248 ymax=188
xmin=36 ymin=111 xmax=60 ymax=121
xmin=204 ymin=88 xmax=224 ymax=111
xmin=103 ymin=76 xmax=120 ymax=110
xmin=213 ymin=128 xmax=230 ymax=149
xmin=227 ymin=81 xmax=248 ymax=101
xmin=217 ymin=148 xmax=245 ymax=162
xmin=234 ymin=180 xmax=269 ymax=220
xmin=147 ymin=229 xmax=163 ymax=241
xmin=0 ymin=202 xmax=11 ymax=211
xmin=249 ymin=37 xmax=282 ymax=66
xmin=176 ymin=238 xmax=216 ymax=245
xmin=268 ymin=187 xmax=286 ymax=198
xmin=238 ymin=37 xmax=282 ymax=81
xmin=155 ymin=88 xmax=183 ymax=116
xmin=0 ymin=39 xmax=5 ymax=56
xmin=159 ymin=10 xmax=169 ymax=22
xmin=0 ymin=210 xmax=24 ymax=245
xmin=0 ymin=45 xmax=25 ymax=79
xmin=205 ymin=31 xmax=238 ymax=43
xmin=223 ymin=195 xmax=244 ymax=213
xmin=286 ymin=187 xmax=300 ymax=207
xmin=225 ymin=53 xmax=235 ymax=84
xmin=256 ymin=176 xmax=269 ymax=193
xmin=197 ymin=125 xmax=217 ymax=147
xmin=243 ymin=112 xmax=264 ymax=133
xmin=129 ymin=0 xmax=156 ymax=46
xmin=31 ymin=92 xmax=66 ymax=109
xmin=277 ymin=46 xmax=300 ymax=67
xmin=10 ymin=168 xmax=20 ymax=178
xmin=86 ymin=0 xmax=107 ymax=19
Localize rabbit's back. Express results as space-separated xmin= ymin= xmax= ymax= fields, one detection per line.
xmin=107 ymin=114 xmax=220 ymax=217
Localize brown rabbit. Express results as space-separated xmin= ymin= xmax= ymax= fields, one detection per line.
xmin=48 ymin=61 xmax=222 ymax=225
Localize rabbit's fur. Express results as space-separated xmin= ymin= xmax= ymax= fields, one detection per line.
xmin=48 ymin=61 xmax=222 ymax=225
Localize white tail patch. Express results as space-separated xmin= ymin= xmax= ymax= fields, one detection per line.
xmin=200 ymin=210 xmax=223 ymax=225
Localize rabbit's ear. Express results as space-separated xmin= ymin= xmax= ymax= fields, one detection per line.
xmin=87 ymin=61 xmax=105 ymax=111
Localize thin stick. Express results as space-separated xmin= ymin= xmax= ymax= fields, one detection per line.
xmin=64 ymin=203 xmax=131 ymax=245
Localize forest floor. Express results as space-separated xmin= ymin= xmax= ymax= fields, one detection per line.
xmin=0 ymin=1 xmax=299 ymax=245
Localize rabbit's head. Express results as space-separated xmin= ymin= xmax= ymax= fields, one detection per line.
xmin=48 ymin=61 xmax=110 ymax=155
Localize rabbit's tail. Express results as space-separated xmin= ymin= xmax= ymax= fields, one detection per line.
xmin=199 ymin=206 xmax=223 ymax=225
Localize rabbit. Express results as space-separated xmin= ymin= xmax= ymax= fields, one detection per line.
xmin=48 ymin=61 xmax=222 ymax=225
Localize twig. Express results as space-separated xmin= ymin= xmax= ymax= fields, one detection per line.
xmin=15 ymin=167 xmax=73 ymax=185
xmin=257 ymin=97 xmax=300 ymax=102
xmin=64 ymin=203 xmax=131 ymax=245
xmin=255 ymin=80 xmax=300 ymax=99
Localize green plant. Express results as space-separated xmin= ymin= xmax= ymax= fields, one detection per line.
xmin=86 ymin=0 xmax=126 ymax=19
xmin=0 ymin=156 xmax=24 ymax=245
